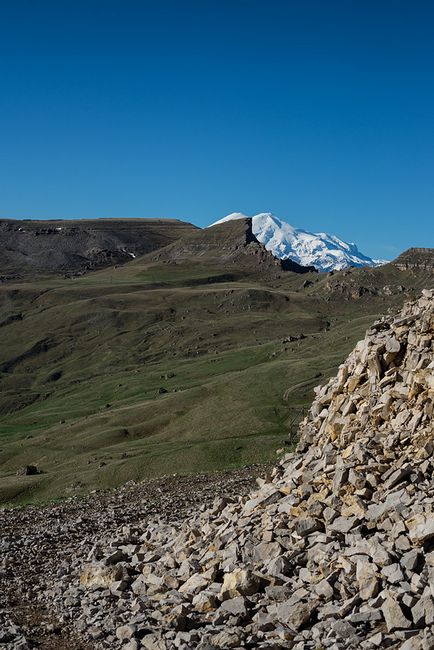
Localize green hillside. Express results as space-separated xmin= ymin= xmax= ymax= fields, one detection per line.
xmin=1 ymin=242 xmax=433 ymax=505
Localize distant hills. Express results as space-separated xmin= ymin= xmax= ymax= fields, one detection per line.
xmin=0 ymin=215 xmax=412 ymax=279
xmin=0 ymin=216 xmax=316 ymax=279
xmin=1 ymin=214 xmax=389 ymax=279
xmin=0 ymin=218 xmax=197 ymax=278
xmin=210 ymin=212 xmax=387 ymax=272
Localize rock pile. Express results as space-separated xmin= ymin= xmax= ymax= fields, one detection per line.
xmin=0 ymin=469 xmax=264 ymax=650
xmin=42 ymin=291 xmax=434 ymax=647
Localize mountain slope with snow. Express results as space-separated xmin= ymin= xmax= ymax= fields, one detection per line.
xmin=210 ymin=213 xmax=387 ymax=272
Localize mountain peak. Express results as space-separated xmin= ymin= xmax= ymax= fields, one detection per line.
xmin=209 ymin=212 xmax=386 ymax=272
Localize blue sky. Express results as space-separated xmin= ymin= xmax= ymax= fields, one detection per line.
xmin=0 ymin=1 xmax=433 ymax=259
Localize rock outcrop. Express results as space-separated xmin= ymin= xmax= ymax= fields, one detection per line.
xmin=393 ymin=249 xmax=434 ymax=273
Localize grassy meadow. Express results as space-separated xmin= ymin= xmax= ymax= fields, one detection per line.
xmin=0 ymin=252 xmax=432 ymax=504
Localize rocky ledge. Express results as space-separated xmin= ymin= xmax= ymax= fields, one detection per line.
xmin=3 ymin=290 xmax=434 ymax=649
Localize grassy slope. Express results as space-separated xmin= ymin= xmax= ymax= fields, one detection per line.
xmin=0 ymin=255 xmax=432 ymax=504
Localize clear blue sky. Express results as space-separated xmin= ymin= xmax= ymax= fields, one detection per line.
xmin=1 ymin=1 xmax=433 ymax=258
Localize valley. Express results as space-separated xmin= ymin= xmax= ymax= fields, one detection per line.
xmin=0 ymin=218 xmax=433 ymax=505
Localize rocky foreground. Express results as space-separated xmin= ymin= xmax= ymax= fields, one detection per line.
xmin=0 ymin=468 xmax=266 ymax=649
xmin=3 ymin=290 xmax=434 ymax=649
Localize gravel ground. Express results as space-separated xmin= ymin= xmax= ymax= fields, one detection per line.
xmin=0 ymin=466 xmax=269 ymax=649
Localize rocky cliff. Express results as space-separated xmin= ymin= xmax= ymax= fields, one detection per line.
xmin=393 ymin=248 xmax=434 ymax=273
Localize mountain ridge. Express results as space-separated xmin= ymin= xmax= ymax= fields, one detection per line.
xmin=0 ymin=217 xmax=198 ymax=277
xmin=210 ymin=212 xmax=387 ymax=272
xmin=149 ymin=218 xmax=316 ymax=275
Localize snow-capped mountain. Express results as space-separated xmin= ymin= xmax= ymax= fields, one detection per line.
xmin=209 ymin=212 xmax=387 ymax=272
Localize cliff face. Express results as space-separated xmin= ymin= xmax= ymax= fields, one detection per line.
xmin=41 ymin=289 xmax=434 ymax=648
xmin=152 ymin=218 xmax=316 ymax=275
xmin=393 ymin=248 xmax=434 ymax=272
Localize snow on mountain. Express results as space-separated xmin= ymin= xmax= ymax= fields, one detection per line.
xmin=209 ymin=212 xmax=387 ymax=272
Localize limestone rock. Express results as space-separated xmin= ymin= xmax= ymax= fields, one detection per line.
xmin=220 ymin=568 xmax=261 ymax=599
xmin=407 ymin=514 xmax=434 ymax=545
xmin=381 ymin=592 xmax=412 ymax=632
xmin=79 ymin=563 xmax=124 ymax=587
